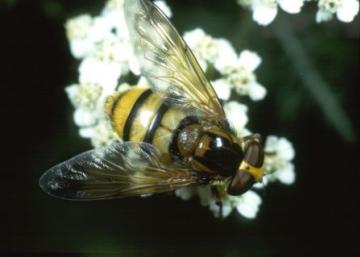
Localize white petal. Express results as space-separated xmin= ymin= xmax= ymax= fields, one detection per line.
xmin=198 ymin=59 xmax=208 ymax=71
xmin=211 ymin=79 xmax=231 ymax=100
xmin=79 ymin=126 xmax=95 ymax=138
xmin=79 ymin=57 xmax=122 ymax=90
xmin=209 ymin=200 xmax=233 ymax=218
xmin=241 ymin=128 xmax=252 ymax=138
xmin=316 ymin=9 xmax=333 ymax=23
xmin=278 ymin=0 xmax=304 ymax=14
xmin=69 ymin=40 xmax=94 ymax=59
xmin=214 ymin=39 xmax=238 ymax=72
xmin=101 ymin=3 xmax=128 ymax=40
xmin=104 ymin=0 xmax=124 ymax=11
xmin=65 ymin=84 xmax=79 ymax=105
xmin=175 ymin=187 xmax=196 ymax=200
xmin=183 ymin=28 xmax=216 ymax=70
xmin=87 ymin=16 xmax=114 ymax=43
xmin=88 ymin=120 xmax=116 ymax=147
xmin=196 ymin=186 xmax=213 ymax=207
xmin=277 ymin=163 xmax=296 ymax=185
xmin=336 ymin=0 xmax=359 ymax=22
xmin=253 ymin=181 xmax=266 ymax=189
xmin=154 ymin=0 xmax=173 ymax=18
xmin=252 ymin=3 xmax=278 ymax=26
xmin=224 ymin=101 xmax=249 ymax=134
xmin=183 ymin=28 xmax=205 ymax=47
xmin=65 ymin=14 xmax=92 ymax=41
xmin=74 ymin=108 xmax=97 ymax=127
xmin=128 ymin=54 xmax=141 ymax=75
xmin=116 ymin=83 xmax=132 ymax=94
xmin=137 ymin=76 xmax=150 ymax=86
xmin=222 ymin=204 xmax=233 ymax=218
xmin=237 ymin=50 xmax=262 ymax=71
xmin=236 ymin=191 xmax=262 ymax=219
xmin=248 ymin=82 xmax=267 ymax=101
xmin=265 ymin=135 xmax=279 ymax=152
xmin=277 ymin=137 xmax=295 ymax=161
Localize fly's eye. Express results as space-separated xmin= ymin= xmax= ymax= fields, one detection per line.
xmin=227 ymin=170 xmax=255 ymax=196
xmin=244 ymin=140 xmax=264 ymax=168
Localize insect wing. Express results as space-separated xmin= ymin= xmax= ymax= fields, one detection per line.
xmin=124 ymin=0 xmax=226 ymax=124
xmin=39 ymin=142 xmax=200 ymax=200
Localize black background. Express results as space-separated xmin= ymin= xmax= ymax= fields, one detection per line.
xmin=1 ymin=0 xmax=359 ymax=256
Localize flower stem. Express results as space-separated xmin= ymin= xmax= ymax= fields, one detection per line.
xmin=273 ymin=18 xmax=355 ymax=142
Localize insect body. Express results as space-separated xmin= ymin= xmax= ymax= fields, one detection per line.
xmin=39 ymin=0 xmax=265 ymax=201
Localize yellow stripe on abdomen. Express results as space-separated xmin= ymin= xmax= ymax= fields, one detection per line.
xmin=105 ymin=87 xmax=151 ymax=140
xmin=105 ymin=87 xmax=186 ymax=159
xmin=129 ymin=93 xmax=163 ymax=141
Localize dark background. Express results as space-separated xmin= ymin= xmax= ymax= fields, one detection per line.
xmin=1 ymin=0 xmax=359 ymax=256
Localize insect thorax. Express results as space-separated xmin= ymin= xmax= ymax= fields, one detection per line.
xmin=171 ymin=117 xmax=244 ymax=177
xmin=105 ymin=88 xmax=243 ymax=177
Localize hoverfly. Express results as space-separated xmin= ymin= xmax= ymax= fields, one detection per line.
xmin=39 ymin=0 xmax=265 ymax=203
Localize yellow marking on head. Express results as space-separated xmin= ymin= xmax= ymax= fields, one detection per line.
xmin=239 ymin=161 xmax=264 ymax=182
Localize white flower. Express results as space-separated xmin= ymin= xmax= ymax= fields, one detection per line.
xmin=92 ymin=34 xmax=127 ymax=63
xmin=87 ymin=16 xmax=116 ymax=43
xmin=79 ymin=118 xmax=117 ymax=147
xmin=183 ymin=28 xmax=220 ymax=71
xmin=65 ymin=15 xmax=94 ymax=58
xmin=224 ymin=101 xmax=249 ymax=137
xmin=184 ymin=28 xmax=237 ymax=73
xmin=214 ymin=40 xmax=237 ymax=69
xmin=278 ymin=0 xmax=305 ymax=14
xmin=66 ymin=83 xmax=102 ymax=111
xmin=235 ymin=190 xmax=262 ymax=219
xmin=73 ymin=108 xmax=98 ymax=127
xmin=102 ymin=1 xmax=128 ymax=40
xmin=66 ymin=82 xmax=104 ymax=127
xmin=251 ymin=0 xmax=278 ymax=26
xmin=262 ymin=135 xmax=296 ymax=185
xmin=175 ymin=185 xmax=262 ymax=219
xmin=154 ymin=0 xmax=173 ymax=17
xmin=237 ymin=0 xmax=305 ymax=26
xmin=175 ymin=187 xmax=196 ymax=200
xmin=183 ymin=29 xmax=266 ymax=101
xmin=211 ymin=79 xmax=231 ymax=101
xmin=316 ymin=0 xmax=359 ymax=23
xmin=79 ymin=57 xmax=122 ymax=91
xmin=218 ymin=50 xmax=266 ymax=101
xmin=104 ymin=0 xmax=124 ymax=10
xmin=209 ymin=198 xmax=234 ymax=218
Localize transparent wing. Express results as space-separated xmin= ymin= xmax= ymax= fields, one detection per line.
xmin=39 ymin=142 xmax=201 ymax=200
xmin=124 ymin=0 xmax=226 ymax=124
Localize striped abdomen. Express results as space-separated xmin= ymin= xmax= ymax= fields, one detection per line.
xmin=105 ymin=87 xmax=186 ymax=161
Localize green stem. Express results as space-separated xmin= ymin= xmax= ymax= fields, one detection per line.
xmin=273 ymin=18 xmax=355 ymax=142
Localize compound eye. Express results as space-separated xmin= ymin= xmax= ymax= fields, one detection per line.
xmin=227 ymin=170 xmax=255 ymax=196
xmin=244 ymin=140 xmax=264 ymax=168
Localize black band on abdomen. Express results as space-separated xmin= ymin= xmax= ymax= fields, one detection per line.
xmin=123 ymin=89 xmax=152 ymax=141
xmin=143 ymin=102 xmax=170 ymax=143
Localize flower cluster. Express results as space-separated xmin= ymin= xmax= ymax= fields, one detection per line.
xmin=183 ymin=29 xmax=267 ymax=102
xmin=237 ymin=0 xmax=359 ymax=25
xmin=64 ymin=0 xmax=296 ymax=219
